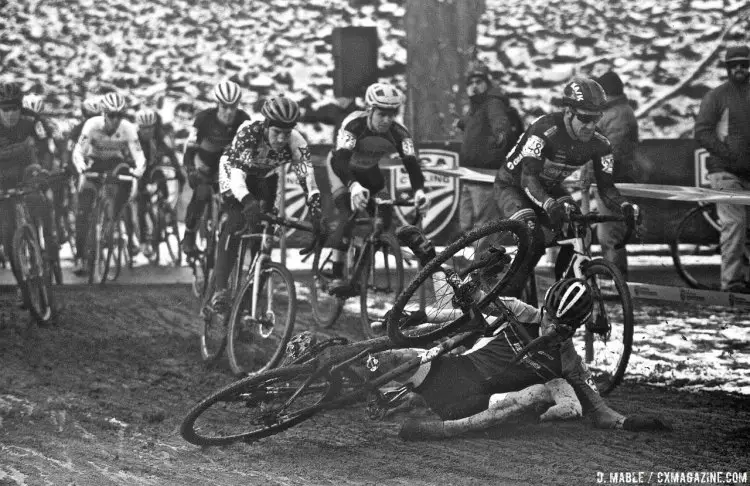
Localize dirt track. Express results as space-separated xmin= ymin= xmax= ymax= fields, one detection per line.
xmin=1 ymin=283 xmax=749 ymax=486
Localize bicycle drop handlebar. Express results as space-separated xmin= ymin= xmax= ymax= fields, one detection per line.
xmin=568 ymin=211 xmax=636 ymax=250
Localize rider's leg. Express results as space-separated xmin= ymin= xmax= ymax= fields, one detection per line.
xmin=210 ymin=198 xmax=244 ymax=314
xmin=399 ymin=378 xmax=581 ymax=441
xmin=183 ymin=179 xmax=213 ymax=253
xmin=25 ymin=190 xmax=59 ymax=266
xmin=74 ymin=180 xmax=97 ymax=270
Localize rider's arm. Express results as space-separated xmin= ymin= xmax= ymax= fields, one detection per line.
xmin=290 ymin=130 xmax=320 ymax=198
xmin=559 ymin=338 xmax=626 ymax=429
xmin=72 ymin=118 xmax=95 ymax=173
xmin=123 ymin=122 xmax=146 ymax=177
xmin=517 ymin=134 xmax=555 ymax=210
xmin=391 ymin=122 xmax=425 ymax=190
xmin=220 ymin=121 xmax=258 ymax=202
xmin=591 ymin=145 xmax=628 ymax=212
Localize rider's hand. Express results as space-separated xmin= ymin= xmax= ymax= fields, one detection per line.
xmin=241 ymin=195 xmax=261 ymax=227
xmin=622 ymin=414 xmax=673 ymax=432
xmin=620 ymin=202 xmax=642 ymax=225
xmin=307 ymin=192 xmax=322 ymax=219
xmin=544 ymin=198 xmax=569 ymax=231
xmin=350 ymin=182 xmax=369 ymax=212
xmin=414 ymin=189 xmax=429 ymax=212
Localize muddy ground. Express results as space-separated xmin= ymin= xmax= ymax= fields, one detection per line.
xmin=1 ymin=282 xmax=749 ymax=485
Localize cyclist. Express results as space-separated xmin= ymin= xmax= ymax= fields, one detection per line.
xmin=209 ymin=96 xmax=320 ymax=316
xmin=325 ymin=82 xmax=429 ymax=292
xmin=71 ymin=91 xmax=145 ymax=275
xmin=493 ymin=77 xmax=642 ymax=296
xmin=135 ymin=107 xmax=183 ymax=258
xmin=181 ymin=80 xmax=251 ymax=255
xmin=0 ymin=82 xmax=59 ymax=301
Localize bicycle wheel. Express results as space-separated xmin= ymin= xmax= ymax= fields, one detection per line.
xmin=310 ymin=245 xmax=345 ymax=328
xmin=191 ymin=255 xmax=208 ymax=299
xmin=387 ymin=219 xmax=532 ymax=347
xmin=227 ymin=262 xmax=297 ymax=376
xmin=670 ymin=204 xmax=721 ymax=290
xmin=572 ymin=259 xmax=634 ymax=396
xmin=99 ymin=206 xmax=123 ymax=284
xmin=360 ymin=232 xmax=404 ymax=339
xmin=199 ymin=270 xmax=227 ymax=362
xmin=12 ymin=225 xmax=56 ymax=325
xmin=180 ymin=363 xmax=336 ymax=446
xmin=86 ymin=202 xmax=105 ymax=284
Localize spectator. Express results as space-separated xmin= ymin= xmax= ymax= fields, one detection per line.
xmin=457 ymin=60 xmax=519 ymax=251
xmin=694 ymin=45 xmax=750 ymax=293
xmin=300 ymin=96 xmax=361 ymax=145
xmin=592 ymin=70 xmax=640 ymax=280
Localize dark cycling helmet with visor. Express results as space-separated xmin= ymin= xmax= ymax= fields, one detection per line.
xmin=0 ymin=82 xmax=23 ymax=108
xmin=561 ymin=77 xmax=607 ymax=113
xmin=543 ymin=277 xmax=594 ymax=338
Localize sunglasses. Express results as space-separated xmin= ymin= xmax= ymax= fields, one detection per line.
xmin=728 ymin=61 xmax=750 ymax=70
xmin=574 ymin=112 xmax=603 ymax=124
xmin=105 ymin=112 xmax=126 ymax=119
xmin=0 ymin=104 xmax=21 ymax=112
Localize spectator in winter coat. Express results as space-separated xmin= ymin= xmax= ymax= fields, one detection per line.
xmin=694 ymin=45 xmax=750 ymax=293
xmin=592 ymin=70 xmax=640 ymax=280
xmin=457 ymin=61 xmax=519 ymax=249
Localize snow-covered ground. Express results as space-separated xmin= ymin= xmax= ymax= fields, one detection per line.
xmin=3 ymin=0 xmax=748 ymax=142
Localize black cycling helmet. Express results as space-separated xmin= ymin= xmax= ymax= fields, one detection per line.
xmin=561 ymin=77 xmax=607 ymax=112
xmin=544 ymin=278 xmax=594 ymax=327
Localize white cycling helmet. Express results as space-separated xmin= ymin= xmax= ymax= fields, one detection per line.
xmin=100 ymin=92 xmax=127 ymax=114
xmin=365 ymin=83 xmax=404 ymax=110
xmin=213 ymin=80 xmax=242 ymax=105
xmin=23 ymin=94 xmax=45 ymax=114
xmin=136 ymin=108 xmax=158 ymax=127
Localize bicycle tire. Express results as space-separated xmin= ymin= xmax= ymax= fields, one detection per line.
xmin=199 ymin=270 xmax=226 ymax=362
xmin=86 ymin=201 xmax=105 ymax=284
xmin=163 ymin=205 xmax=182 ymax=267
xmin=99 ymin=204 xmax=123 ymax=284
xmin=191 ymin=255 xmax=208 ymax=299
xmin=670 ymin=204 xmax=721 ymax=290
xmin=12 ymin=225 xmax=56 ymax=325
xmin=310 ymin=245 xmax=345 ymax=328
xmin=226 ymin=262 xmax=297 ymax=376
xmin=359 ymin=232 xmax=404 ymax=339
xmin=387 ymin=219 xmax=533 ymax=347
xmin=180 ymin=363 xmax=336 ymax=446
xmin=575 ymin=259 xmax=634 ymax=396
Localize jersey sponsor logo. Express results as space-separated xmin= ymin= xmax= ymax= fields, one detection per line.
xmin=600 ymin=153 xmax=614 ymax=174
xmin=402 ymin=138 xmax=416 ymax=157
xmin=505 ymin=154 xmax=522 ymax=171
xmin=569 ymin=82 xmax=584 ymax=101
xmin=521 ymin=135 xmax=544 ymax=159
xmin=387 ymin=148 xmax=459 ymax=240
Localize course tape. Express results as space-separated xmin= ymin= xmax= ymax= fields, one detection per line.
xmin=536 ymin=274 xmax=750 ymax=310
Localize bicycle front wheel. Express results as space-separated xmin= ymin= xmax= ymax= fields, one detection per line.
xmin=226 ymin=262 xmax=297 ymax=376
xmin=12 ymin=225 xmax=55 ymax=325
xmin=180 ymin=363 xmax=336 ymax=447
xmin=359 ymin=232 xmax=404 ymax=339
xmin=387 ymin=219 xmax=533 ymax=347
xmin=670 ymin=204 xmax=721 ymax=290
xmin=310 ymin=246 xmax=345 ymax=328
xmin=99 ymin=211 xmax=124 ymax=284
xmin=574 ymin=259 xmax=634 ymax=396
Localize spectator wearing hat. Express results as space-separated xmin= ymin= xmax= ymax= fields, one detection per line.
xmin=695 ymin=45 xmax=750 ymax=293
xmin=591 ymin=70 xmax=640 ymax=280
xmin=456 ymin=60 xmax=520 ymax=249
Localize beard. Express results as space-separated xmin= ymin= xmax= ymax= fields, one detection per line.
xmin=729 ymin=69 xmax=749 ymax=85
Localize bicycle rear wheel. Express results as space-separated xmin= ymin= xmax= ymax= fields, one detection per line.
xmin=387 ymin=219 xmax=532 ymax=347
xmin=360 ymin=232 xmax=404 ymax=339
xmin=670 ymin=204 xmax=721 ymax=290
xmin=310 ymin=245 xmax=345 ymax=328
xmin=573 ymin=259 xmax=634 ymax=396
xmin=99 ymin=208 xmax=124 ymax=284
xmin=226 ymin=262 xmax=297 ymax=376
xmin=180 ymin=363 xmax=336 ymax=446
xmin=12 ymin=225 xmax=56 ymax=325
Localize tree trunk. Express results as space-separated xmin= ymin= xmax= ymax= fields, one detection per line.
xmin=404 ymin=0 xmax=485 ymax=143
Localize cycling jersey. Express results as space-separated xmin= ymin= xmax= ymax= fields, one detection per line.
xmin=495 ymin=112 xmax=626 ymax=211
xmin=330 ymin=110 xmax=424 ymax=191
xmin=72 ymin=115 xmax=145 ymax=176
xmin=0 ymin=109 xmax=48 ymax=188
xmin=183 ymin=107 xmax=251 ymax=171
xmin=219 ymin=120 xmax=319 ymax=202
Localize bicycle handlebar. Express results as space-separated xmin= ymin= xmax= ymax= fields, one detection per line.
xmin=568 ymin=211 xmax=636 ymax=250
xmin=83 ymin=170 xmax=137 ymax=183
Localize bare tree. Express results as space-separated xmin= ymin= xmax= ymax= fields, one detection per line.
xmin=404 ymin=0 xmax=486 ymax=143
